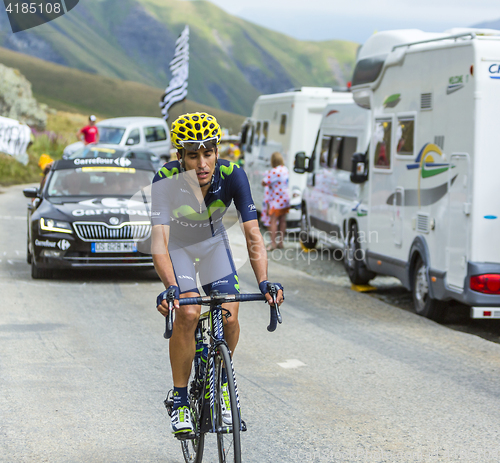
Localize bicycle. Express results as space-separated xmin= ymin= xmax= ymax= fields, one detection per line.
xmin=162 ymin=286 xmax=282 ymax=463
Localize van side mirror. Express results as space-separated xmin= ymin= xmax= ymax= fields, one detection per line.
xmin=350 ymin=152 xmax=368 ymax=184
xmin=23 ymin=187 xmax=40 ymax=198
xmin=126 ymin=138 xmax=135 ymax=146
xmin=294 ymin=151 xmax=311 ymax=174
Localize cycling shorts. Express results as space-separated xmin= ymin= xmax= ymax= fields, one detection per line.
xmin=169 ymin=234 xmax=240 ymax=296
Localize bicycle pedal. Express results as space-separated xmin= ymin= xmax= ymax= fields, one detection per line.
xmin=241 ymin=419 xmax=247 ymax=432
xmin=175 ymin=431 xmax=196 ymax=441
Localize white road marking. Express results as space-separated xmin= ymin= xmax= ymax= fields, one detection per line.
xmin=277 ymin=359 xmax=306 ymax=369
xmin=7 ymin=260 xmax=14 ymax=265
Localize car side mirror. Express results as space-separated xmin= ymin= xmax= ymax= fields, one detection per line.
xmin=350 ymin=152 xmax=369 ymax=184
xmin=294 ymin=151 xmax=311 ymax=174
xmin=23 ymin=187 xmax=40 ymax=198
xmin=126 ymin=138 xmax=135 ymax=146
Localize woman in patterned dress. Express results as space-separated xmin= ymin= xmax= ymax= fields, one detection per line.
xmin=261 ymin=152 xmax=290 ymax=250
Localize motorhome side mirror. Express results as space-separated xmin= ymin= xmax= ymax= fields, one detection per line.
xmin=294 ymin=151 xmax=309 ymax=174
xmin=350 ymin=152 xmax=368 ymax=184
xmin=23 ymin=187 xmax=40 ymax=198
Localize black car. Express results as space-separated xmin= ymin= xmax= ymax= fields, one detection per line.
xmin=24 ymin=157 xmax=156 ymax=279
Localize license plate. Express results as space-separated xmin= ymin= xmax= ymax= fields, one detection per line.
xmin=91 ymin=242 xmax=137 ymax=253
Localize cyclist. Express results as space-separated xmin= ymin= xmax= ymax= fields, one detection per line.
xmin=151 ymin=112 xmax=284 ymax=438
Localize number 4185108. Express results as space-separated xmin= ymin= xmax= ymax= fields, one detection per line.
xmin=6 ymin=3 xmax=62 ymax=14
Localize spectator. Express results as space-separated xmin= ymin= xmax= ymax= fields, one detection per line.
xmin=77 ymin=115 xmax=99 ymax=145
xmin=38 ymin=154 xmax=54 ymax=190
xmin=261 ymin=151 xmax=290 ymax=250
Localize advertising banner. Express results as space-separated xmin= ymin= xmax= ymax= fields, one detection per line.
xmin=0 ymin=116 xmax=31 ymax=165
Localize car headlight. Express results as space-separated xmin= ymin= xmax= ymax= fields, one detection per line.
xmin=40 ymin=218 xmax=73 ymax=234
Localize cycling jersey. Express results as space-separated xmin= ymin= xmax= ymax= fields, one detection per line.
xmin=150 ymin=159 xmax=257 ymax=242
xmin=150 ymin=158 xmax=257 ymax=295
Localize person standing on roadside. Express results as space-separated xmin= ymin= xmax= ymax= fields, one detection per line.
xmin=261 ymin=151 xmax=290 ymax=250
xmin=77 ymin=115 xmax=99 ymax=145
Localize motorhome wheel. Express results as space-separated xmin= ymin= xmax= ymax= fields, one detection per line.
xmin=299 ymin=208 xmax=317 ymax=251
xmin=412 ymin=257 xmax=446 ymax=322
xmin=344 ymin=221 xmax=374 ymax=285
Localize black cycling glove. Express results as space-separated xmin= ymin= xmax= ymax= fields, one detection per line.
xmin=259 ymin=280 xmax=284 ymax=300
xmin=156 ymin=285 xmax=180 ymax=308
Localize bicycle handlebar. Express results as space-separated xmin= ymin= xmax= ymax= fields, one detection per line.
xmin=163 ymin=291 xmax=282 ymax=339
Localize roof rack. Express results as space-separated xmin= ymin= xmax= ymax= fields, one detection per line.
xmin=392 ymin=32 xmax=476 ymax=52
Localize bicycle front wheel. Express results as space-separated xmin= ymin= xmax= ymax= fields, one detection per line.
xmin=215 ymin=343 xmax=241 ymax=463
xmin=180 ymin=377 xmax=205 ymax=462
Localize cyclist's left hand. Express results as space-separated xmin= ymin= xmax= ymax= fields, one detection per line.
xmin=259 ymin=280 xmax=284 ymax=306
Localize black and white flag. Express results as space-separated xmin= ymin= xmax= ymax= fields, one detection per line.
xmin=160 ymin=25 xmax=189 ymax=120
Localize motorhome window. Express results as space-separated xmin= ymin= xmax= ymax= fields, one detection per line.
xmin=254 ymin=121 xmax=261 ymax=145
xmin=331 ymin=136 xmax=342 ymax=168
xmin=352 ymin=55 xmax=386 ymax=86
xmin=374 ymin=120 xmax=392 ymax=169
xmin=262 ymin=121 xmax=269 ymax=145
xmin=246 ymin=126 xmax=254 ymax=152
xmin=338 ymin=137 xmax=357 ymax=171
xmin=280 ymin=114 xmax=287 ymax=134
xmin=319 ymin=136 xmax=332 ymax=168
xmin=396 ymin=118 xmax=414 ymax=156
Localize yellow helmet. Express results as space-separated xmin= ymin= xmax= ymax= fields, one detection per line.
xmin=171 ymin=112 xmax=222 ymax=150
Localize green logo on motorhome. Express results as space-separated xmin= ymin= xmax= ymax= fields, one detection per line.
xmin=383 ymin=94 xmax=401 ymax=108
xmin=449 ymin=75 xmax=463 ymax=84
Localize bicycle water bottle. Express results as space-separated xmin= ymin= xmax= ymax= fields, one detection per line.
xmin=194 ymin=341 xmax=204 ymax=377
xmin=198 ymin=344 xmax=209 ymax=380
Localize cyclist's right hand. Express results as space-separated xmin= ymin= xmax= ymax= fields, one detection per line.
xmin=156 ymin=285 xmax=180 ymax=316
xmin=259 ymin=280 xmax=284 ymax=306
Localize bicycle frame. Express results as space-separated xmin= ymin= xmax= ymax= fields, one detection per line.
xmin=195 ymin=301 xmax=242 ymax=435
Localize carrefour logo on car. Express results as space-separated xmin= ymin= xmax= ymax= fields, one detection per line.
xmin=489 ymin=64 xmax=500 ymax=79
xmin=73 ymin=157 xmax=132 ymax=166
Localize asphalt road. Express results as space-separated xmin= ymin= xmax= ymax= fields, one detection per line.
xmin=2 ymin=184 xmax=500 ymax=462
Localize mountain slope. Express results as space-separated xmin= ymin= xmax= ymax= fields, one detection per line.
xmin=0 ymin=0 xmax=358 ymax=116
xmin=0 ymin=47 xmax=245 ymax=133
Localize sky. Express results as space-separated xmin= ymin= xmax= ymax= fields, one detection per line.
xmin=203 ymin=0 xmax=500 ymax=43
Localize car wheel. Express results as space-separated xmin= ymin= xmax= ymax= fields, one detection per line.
xmin=343 ymin=221 xmax=374 ymax=285
xmin=412 ymin=256 xmax=447 ymax=322
xmin=299 ymin=207 xmax=317 ymax=251
xmin=31 ymin=260 xmax=52 ymax=279
xmin=26 ymin=230 xmax=32 ymax=264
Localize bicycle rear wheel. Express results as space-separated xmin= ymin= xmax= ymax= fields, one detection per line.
xmin=215 ymin=343 xmax=241 ymax=463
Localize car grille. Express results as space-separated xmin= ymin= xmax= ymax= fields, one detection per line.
xmin=73 ymin=221 xmax=151 ymax=242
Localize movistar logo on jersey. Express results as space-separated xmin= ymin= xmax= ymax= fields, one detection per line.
xmin=172 ymin=200 xmax=227 ymax=221
xmin=158 ymin=166 xmax=180 ymax=179
xmin=219 ymin=162 xmax=239 ymax=179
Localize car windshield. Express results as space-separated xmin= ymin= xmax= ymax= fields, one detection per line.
xmin=46 ymin=167 xmax=154 ymax=197
xmin=67 ymin=146 xmax=125 ymax=159
xmin=98 ymin=127 xmax=126 ymax=144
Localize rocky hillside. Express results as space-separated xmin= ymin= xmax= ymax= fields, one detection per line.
xmin=0 ymin=0 xmax=358 ymax=116
xmin=0 ymin=64 xmax=46 ymax=129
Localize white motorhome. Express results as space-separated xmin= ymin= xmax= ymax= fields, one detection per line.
xmin=342 ymin=28 xmax=500 ymax=320
xmin=298 ymin=97 xmax=372 ymax=257
xmin=242 ymin=88 xmax=352 ymax=228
